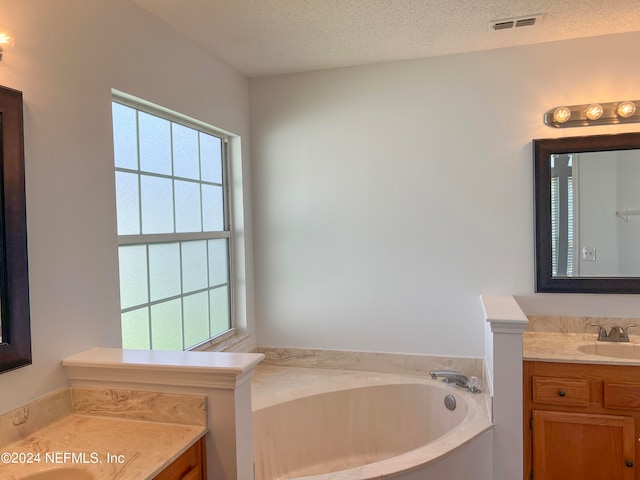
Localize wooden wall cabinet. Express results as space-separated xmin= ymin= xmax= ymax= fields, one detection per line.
xmin=154 ymin=436 xmax=206 ymax=480
xmin=524 ymin=361 xmax=639 ymax=480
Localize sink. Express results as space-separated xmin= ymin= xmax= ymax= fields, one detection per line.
xmin=20 ymin=468 xmax=94 ymax=480
xmin=578 ymin=343 xmax=640 ymax=360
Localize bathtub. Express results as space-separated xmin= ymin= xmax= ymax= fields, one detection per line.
xmin=252 ymin=365 xmax=493 ymax=480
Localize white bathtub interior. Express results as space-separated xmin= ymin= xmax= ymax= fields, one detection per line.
xmin=252 ymin=364 xmax=492 ymax=480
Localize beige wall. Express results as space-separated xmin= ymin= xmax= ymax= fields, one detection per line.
xmin=0 ymin=0 xmax=253 ymax=414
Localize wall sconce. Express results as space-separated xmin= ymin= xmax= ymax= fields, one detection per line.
xmin=544 ymin=100 xmax=640 ymax=128
xmin=0 ymin=26 xmax=15 ymax=61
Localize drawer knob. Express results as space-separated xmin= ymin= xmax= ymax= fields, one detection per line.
xmin=626 ymin=460 xmax=634 ymax=468
xmin=558 ymin=390 xmax=566 ymax=397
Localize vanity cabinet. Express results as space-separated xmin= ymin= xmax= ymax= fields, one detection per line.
xmin=154 ymin=436 xmax=206 ymax=480
xmin=524 ymin=361 xmax=639 ymax=480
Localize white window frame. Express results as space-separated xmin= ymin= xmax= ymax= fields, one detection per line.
xmin=112 ymin=91 xmax=237 ymax=350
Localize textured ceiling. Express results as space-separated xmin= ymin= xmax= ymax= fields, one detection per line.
xmin=132 ymin=0 xmax=640 ymax=77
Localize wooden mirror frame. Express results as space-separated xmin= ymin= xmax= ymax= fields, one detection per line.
xmin=0 ymin=85 xmax=31 ymax=372
xmin=534 ymin=132 xmax=640 ymax=293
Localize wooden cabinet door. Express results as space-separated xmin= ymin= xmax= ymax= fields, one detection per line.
xmin=532 ymin=411 xmax=635 ymax=480
xmin=154 ymin=437 xmax=206 ymax=480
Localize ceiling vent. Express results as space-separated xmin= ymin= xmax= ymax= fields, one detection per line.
xmin=489 ymin=14 xmax=543 ymax=31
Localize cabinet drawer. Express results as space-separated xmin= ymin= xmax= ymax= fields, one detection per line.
xmin=604 ymin=382 xmax=640 ymax=409
xmin=532 ymin=376 xmax=589 ymax=406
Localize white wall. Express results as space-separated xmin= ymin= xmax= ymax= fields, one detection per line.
xmin=617 ymin=149 xmax=640 ymax=276
xmin=578 ymin=151 xmax=619 ymax=276
xmin=0 ymin=0 xmax=253 ymax=414
xmin=250 ymin=32 xmax=640 ymax=356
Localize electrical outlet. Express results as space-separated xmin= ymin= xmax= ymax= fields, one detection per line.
xmin=581 ymin=246 xmax=596 ymax=262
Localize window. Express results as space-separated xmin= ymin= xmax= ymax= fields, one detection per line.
xmin=112 ymin=96 xmax=233 ymax=350
xmin=551 ymin=154 xmax=574 ymax=277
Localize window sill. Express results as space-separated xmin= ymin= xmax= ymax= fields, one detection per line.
xmin=190 ymin=331 xmax=252 ymax=353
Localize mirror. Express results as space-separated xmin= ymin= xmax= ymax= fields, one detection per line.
xmin=534 ymin=132 xmax=640 ymax=293
xmin=0 ymin=84 xmax=31 ymax=372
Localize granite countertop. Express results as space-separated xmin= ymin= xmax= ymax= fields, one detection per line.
xmin=523 ymin=331 xmax=640 ymax=365
xmin=0 ymin=414 xmax=205 ymax=480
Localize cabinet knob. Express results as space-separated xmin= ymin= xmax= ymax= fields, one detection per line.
xmin=558 ymin=390 xmax=566 ymax=397
xmin=626 ymin=460 xmax=634 ymax=468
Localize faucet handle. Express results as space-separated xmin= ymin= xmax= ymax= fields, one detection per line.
xmin=467 ymin=376 xmax=482 ymax=394
xmin=589 ymin=323 xmax=609 ymax=341
xmin=622 ymin=324 xmax=638 ymax=340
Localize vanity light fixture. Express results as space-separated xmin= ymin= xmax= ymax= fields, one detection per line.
xmin=0 ymin=26 xmax=15 ymax=61
xmin=544 ymin=100 xmax=640 ymax=128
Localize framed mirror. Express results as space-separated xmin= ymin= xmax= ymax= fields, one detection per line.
xmin=534 ymin=132 xmax=640 ymax=293
xmin=0 ymin=85 xmax=31 ymax=372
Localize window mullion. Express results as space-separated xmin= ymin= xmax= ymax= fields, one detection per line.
xmin=179 ymin=241 xmax=185 ymax=350
xmin=136 ymin=111 xmax=143 ymax=236
xmin=223 ymin=139 xmax=231 ymax=230
xmin=170 ymin=121 xmax=177 ymax=235
xmin=145 ymin=244 xmax=153 ymax=349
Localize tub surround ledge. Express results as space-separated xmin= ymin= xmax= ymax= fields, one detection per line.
xmin=62 ymin=347 xmax=265 ymax=480
xmin=481 ymin=294 xmax=529 ymax=333
xmin=62 ymin=347 xmax=264 ymax=389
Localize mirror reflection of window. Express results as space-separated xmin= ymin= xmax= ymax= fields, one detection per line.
xmin=551 ymin=154 xmax=575 ymax=277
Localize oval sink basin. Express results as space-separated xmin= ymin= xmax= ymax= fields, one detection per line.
xmin=20 ymin=467 xmax=94 ymax=480
xmin=578 ymin=343 xmax=640 ymax=360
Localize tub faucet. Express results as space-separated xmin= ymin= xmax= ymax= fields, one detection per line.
xmin=429 ymin=370 xmax=481 ymax=394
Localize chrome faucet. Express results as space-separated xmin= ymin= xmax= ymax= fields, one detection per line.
xmin=589 ymin=323 xmax=638 ymax=342
xmin=608 ymin=325 xmax=637 ymax=342
xmin=429 ymin=370 xmax=481 ymax=394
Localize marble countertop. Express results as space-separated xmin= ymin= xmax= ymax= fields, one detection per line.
xmin=0 ymin=385 xmax=208 ymax=480
xmin=523 ymin=332 xmax=640 ymax=365
xmin=0 ymin=414 xmax=205 ymax=480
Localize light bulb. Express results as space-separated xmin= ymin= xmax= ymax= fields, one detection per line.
xmin=585 ymin=104 xmax=603 ymax=120
xmin=0 ymin=26 xmax=15 ymax=62
xmin=0 ymin=27 xmax=14 ymax=48
xmin=553 ymin=106 xmax=571 ymax=123
xmin=617 ymin=101 xmax=636 ymax=118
